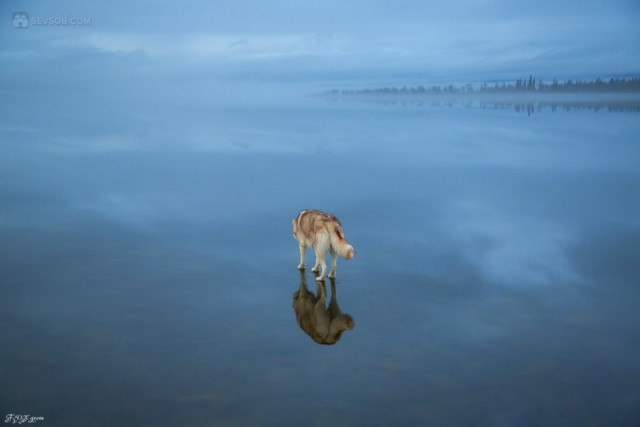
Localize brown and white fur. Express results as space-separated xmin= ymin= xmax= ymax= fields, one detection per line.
xmin=292 ymin=209 xmax=355 ymax=281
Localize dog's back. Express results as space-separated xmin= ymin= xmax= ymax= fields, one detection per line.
xmin=292 ymin=209 xmax=354 ymax=258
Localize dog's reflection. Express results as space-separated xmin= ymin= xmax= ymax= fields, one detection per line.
xmin=292 ymin=271 xmax=355 ymax=345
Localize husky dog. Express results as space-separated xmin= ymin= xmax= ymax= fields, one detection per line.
xmin=292 ymin=209 xmax=355 ymax=281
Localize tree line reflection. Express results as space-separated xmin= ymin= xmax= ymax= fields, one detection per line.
xmin=322 ymin=95 xmax=640 ymax=114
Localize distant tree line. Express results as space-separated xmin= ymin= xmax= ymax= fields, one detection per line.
xmin=481 ymin=76 xmax=640 ymax=93
xmin=327 ymin=76 xmax=640 ymax=96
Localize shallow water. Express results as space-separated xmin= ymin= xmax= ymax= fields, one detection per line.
xmin=2 ymin=94 xmax=640 ymax=426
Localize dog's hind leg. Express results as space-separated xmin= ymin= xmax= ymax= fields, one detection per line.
xmin=328 ymin=248 xmax=337 ymax=278
xmin=313 ymin=250 xmax=327 ymax=281
xmin=311 ymin=254 xmax=320 ymax=272
xmin=297 ymin=243 xmax=306 ymax=269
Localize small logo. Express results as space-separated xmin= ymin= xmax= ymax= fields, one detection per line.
xmin=5 ymin=413 xmax=44 ymax=424
xmin=12 ymin=12 xmax=29 ymax=28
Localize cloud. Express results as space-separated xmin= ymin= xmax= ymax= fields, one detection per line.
xmin=43 ymin=31 xmax=365 ymax=66
xmin=1 ymin=0 xmax=638 ymax=88
xmin=451 ymin=202 xmax=582 ymax=286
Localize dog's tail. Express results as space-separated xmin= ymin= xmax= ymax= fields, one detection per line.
xmin=327 ymin=222 xmax=355 ymax=260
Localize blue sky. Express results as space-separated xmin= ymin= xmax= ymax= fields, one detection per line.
xmin=1 ymin=0 xmax=639 ymax=93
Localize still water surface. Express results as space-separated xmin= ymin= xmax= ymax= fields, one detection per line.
xmin=1 ymin=95 xmax=639 ymax=426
